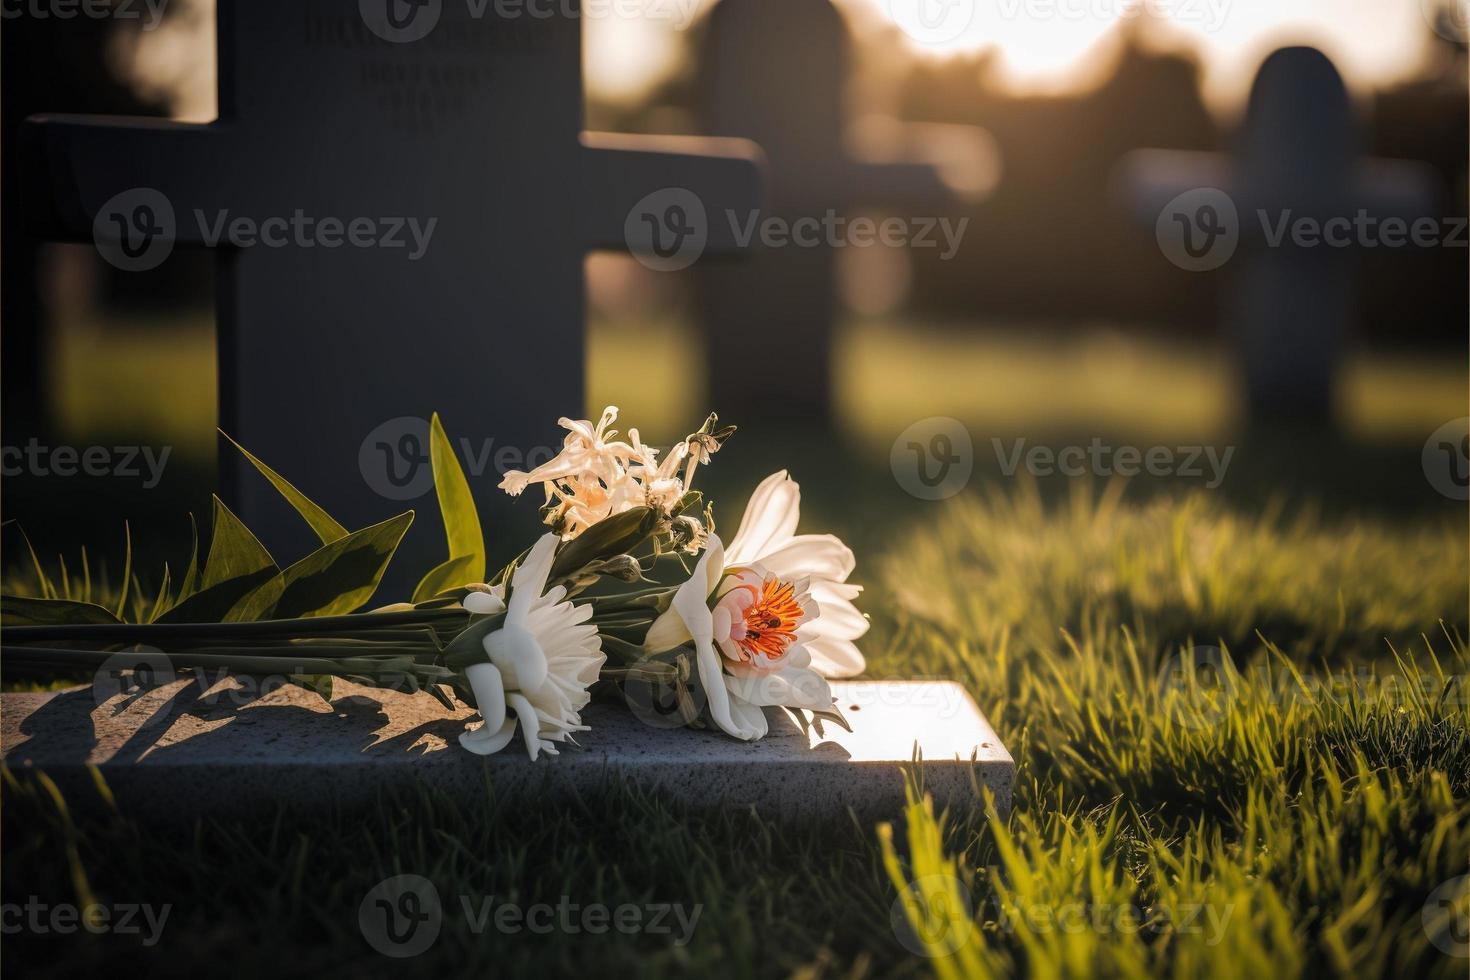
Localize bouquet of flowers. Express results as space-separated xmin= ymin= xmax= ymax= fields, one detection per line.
xmin=1 ymin=408 xmax=869 ymax=759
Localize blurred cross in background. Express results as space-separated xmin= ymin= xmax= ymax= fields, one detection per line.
xmin=693 ymin=0 xmax=996 ymax=431
xmin=1121 ymin=47 xmax=1439 ymax=430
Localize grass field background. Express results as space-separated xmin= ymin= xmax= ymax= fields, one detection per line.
xmin=3 ymin=313 xmax=1467 ymax=977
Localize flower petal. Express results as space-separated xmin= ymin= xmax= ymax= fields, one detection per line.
xmin=725 ymin=471 xmax=800 ymax=566
xmin=726 ymin=695 xmax=770 ymax=740
xmin=458 ymin=717 xmax=518 ymax=755
xmin=508 ymin=692 xmax=544 ymax=761
xmin=463 ymin=590 xmax=507 ymax=616
xmin=644 ymin=607 xmax=693 ymax=653
xmin=464 ymin=662 xmax=507 ymax=732
xmin=757 ymin=534 xmax=856 ymax=582
xmin=507 ymin=533 xmax=558 ymax=629
xmin=694 ymin=633 xmax=763 ymax=740
xmin=803 ymin=636 xmax=867 ymax=678
xmin=725 ymin=665 xmax=832 ymax=710
xmin=802 ymin=595 xmax=870 ymax=641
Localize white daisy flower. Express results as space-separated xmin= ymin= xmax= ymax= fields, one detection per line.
xmin=458 ymin=534 xmax=606 ymax=760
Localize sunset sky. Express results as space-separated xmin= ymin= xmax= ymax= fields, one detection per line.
xmin=585 ymin=0 xmax=1456 ymax=107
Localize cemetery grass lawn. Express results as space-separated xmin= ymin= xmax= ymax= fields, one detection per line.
xmin=3 ymin=484 xmax=1468 ymax=978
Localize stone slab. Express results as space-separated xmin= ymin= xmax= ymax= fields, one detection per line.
xmin=1 ymin=678 xmax=1011 ymax=825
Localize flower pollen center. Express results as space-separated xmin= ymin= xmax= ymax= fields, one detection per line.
xmin=735 ymin=577 xmax=805 ymax=663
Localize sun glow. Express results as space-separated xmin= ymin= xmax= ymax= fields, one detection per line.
xmin=847 ymin=0 xmax=1442 ymax=100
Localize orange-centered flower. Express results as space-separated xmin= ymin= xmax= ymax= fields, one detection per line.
xmin=712 ymin=568 xmax=813 ymax=672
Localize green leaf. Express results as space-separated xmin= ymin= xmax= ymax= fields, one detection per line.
xmin=146 ymin=564 xmax=172 ymax=623
xmin=549 ymin=506 xmax=659 ymax=582
xmin=225 ymin=576 xmax=283 ymax=624
xmin=177 ymin=513 xmax=201 ymax=602
xmin=220 ymin=430 xmax=348 ymax=545
xmin=202 ymin=496 xmax=276 ymax=590
xmin=0 ymin=596 xmax=123 ymax=627
xmin=428 ymin=413 xmax=485 ymax=579
xmin=114 ymin=521 xmax=133 ymax=621
xmin=235 ymin=512 xmax=414 ymax=621
xmin=412 ymin=553 xmax=481 ymax=605
xmin=13 ymin=527 xmax=56 ymax=599
xmin=154 ymin=566 xmax=278 ymax=624
xmin=442 ymin=613 xmax=504 ymax=670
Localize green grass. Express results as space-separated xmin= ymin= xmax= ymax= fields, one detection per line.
xmin=3 ymin=481 xmax=1467 ymax=978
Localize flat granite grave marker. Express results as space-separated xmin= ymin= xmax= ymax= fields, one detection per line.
xmin=22 ymin=0 xmax=761 ymax=593
xmin=1120 ymin=46 xmax=1437 ymax=428
xmin=0 ymin=678 xmax=1013 ymax=824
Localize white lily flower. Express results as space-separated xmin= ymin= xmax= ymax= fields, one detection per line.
xmin=458 ymin=534 xmax=605 ymax=760
xmin=644 ymin=534 xmax=831 ymax=741
xmin=722 ymin=470 xmax=869 ymax=678
xmin=642 ymin=472 xmax=867 ymax=740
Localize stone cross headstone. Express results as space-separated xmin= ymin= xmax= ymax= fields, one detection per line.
xmin=1119 ymin=47 xmax=1438 ymax=427
xmin=694 ymin=0 xmax=981 ymax=425
xmin=22 ymin=0 xmax=761 ymax=593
